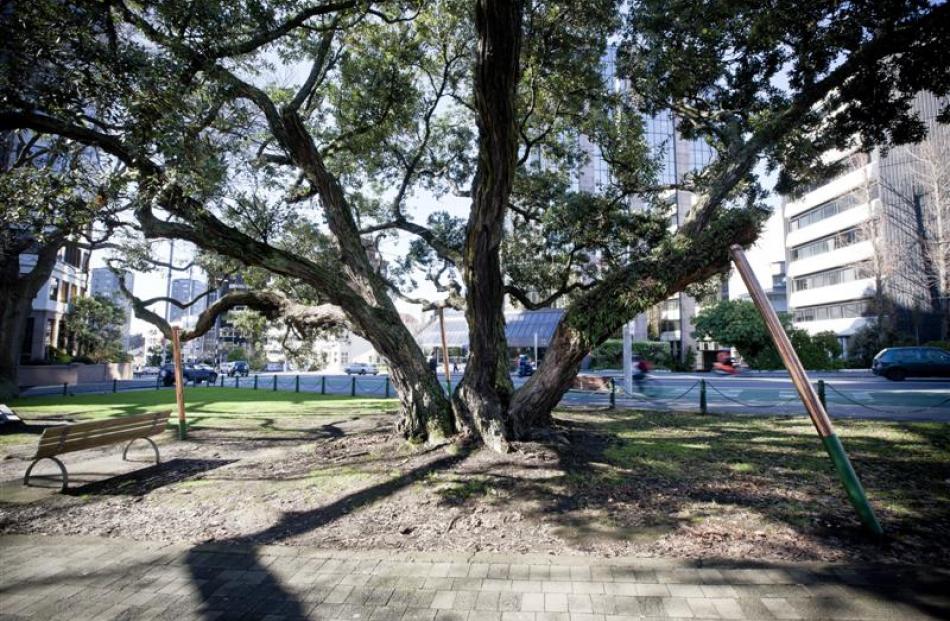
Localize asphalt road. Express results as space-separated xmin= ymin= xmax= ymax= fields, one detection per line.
xmin=17 ymin=369 xmax=950 ymax=422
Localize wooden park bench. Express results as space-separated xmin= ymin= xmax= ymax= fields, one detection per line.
xmin=23 ymin=411 xmax=171 ymax=492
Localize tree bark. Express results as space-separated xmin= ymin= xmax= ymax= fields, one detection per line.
xmin=507 ymin=209 xmax=763 ymax=436
xmin=453 ymin=0 xmax=524 ymax=452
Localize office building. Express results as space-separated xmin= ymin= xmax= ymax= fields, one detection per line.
xmin=89 ymin=267 xmax=134 ymax=350
xmin=20 ymin=241 xmax=90 ymax=362
xmin=783 ymin=92 xmax=948 ymax=355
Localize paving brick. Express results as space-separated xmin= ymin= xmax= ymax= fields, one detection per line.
xmin=520 ymin=593 xmax=545 ymax=612
xmin=543 ymin=593 xmax=568 ymax=613
xmin=567 ymin=594 xmax=593 ymax=613
xmin=475 ymin=592 xmax=500 ymax=611
xmin=710 ymin=597 xmax=745 ymax=619
xmin=432 ymin=591 xmax=457 ymax=610
xmin=540 ymin=582 xmax=572 ymax=594
xmin=497 ymin=592 xmax=522 ymax=612
xmin=433 ymin=612 xmax=467 ymax=621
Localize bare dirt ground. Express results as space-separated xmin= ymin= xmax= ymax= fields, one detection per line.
xmin=2 ymin=409 xmax=948 ymax=564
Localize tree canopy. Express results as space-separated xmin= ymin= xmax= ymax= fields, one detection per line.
xmin=2 ymin=0 xmax=947 ymax=444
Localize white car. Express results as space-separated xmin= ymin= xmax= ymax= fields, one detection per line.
xmin=344 ymin=362 xmax=379 ymax=375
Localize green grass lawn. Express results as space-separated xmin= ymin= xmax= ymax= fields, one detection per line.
xmin=2 ymin=388 xmax=397 ymax=447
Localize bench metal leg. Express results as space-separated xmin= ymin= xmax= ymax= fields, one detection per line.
xmin=122 ymin=437 xmax=160 ymax=464
xmin=23 ymin=457 xmax=68 ymax=492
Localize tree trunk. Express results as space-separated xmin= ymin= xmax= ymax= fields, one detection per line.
xmin=0 ymin=240 xmax=63 ymax=401
xmin=453 ymin=0 xmax=523 ymax=452
xmin=508 ymin=210 xmax=763 ymax=437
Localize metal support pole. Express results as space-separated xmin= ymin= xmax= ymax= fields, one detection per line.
xmin=609 ymin=378 xmax=616 ymax=409
xmin=113 ymin=378 xmax=118 ymax=393
xmin=295 ymin=375 xmax=300 ymax=393
xmin=817 ymin=379 xmax=827 ymax=410
xmin=385 ymin=376 xmax=390 ymax=398
xmin=235 ymin=376 xmax=239 ymax=389
xmin=700 ymin=379 xmax=707 ymax=415
xmin=171 ymin=327 xmax=187 ymax=440
xmin=273 ymin=374 xmax=278 ymax=391
xmin=156 ymin=376 xmax=161 ymax=390
xmin=253 ymin=374 xmax=258 ymax=390
xmin=622 ymin=321 xmax=633 ymax=395
xmin=219 ymin=374 xmax=224 ymax=387
xmin=350 ymin=376 xmax=356 ymax=397
xmin=321 ymin=376 xmax=326 ymax=395
xmin=730 ymin=245 xmax=882 ymax=536
xmin=63 ymin=382 xmax=68 ymax=397
xmin=438 ymin=307 xmax=452 ymax=394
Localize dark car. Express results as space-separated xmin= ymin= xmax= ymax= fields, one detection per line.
xmin=159 ymin=364 xmax=218 ymax=386
xmin=228 ymin=361 xmax=250 ymax=377
xmin=517 ymin=354 xmax=534 ymax=377
xmin=872 ymin=347 xmax=950 ymax=381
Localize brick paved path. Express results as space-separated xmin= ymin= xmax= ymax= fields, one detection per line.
xmin=1 ymin=535 xmax=947 ymax=620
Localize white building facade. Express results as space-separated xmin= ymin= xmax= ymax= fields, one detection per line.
xmin=783 ymin=92 xmax=948 ymax=355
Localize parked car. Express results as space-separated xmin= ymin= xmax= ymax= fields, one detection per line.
xmin=140 ymin=366 xmax=159 ymax=375
xmin=872 ymin=346 xmax=950 ymax=381
xmin=159 ymin=364 xmax=218 ymax=386
xmin=228 ymin=361 xmax=250 ymax=377
xmin=344 ymin=362 xmax=379 ymax=375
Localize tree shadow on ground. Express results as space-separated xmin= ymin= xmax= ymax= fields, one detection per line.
xmin=64 ymin=458 xmax=237 ymax=497
xmin=184 ymin=441 xmax=475 ymax=619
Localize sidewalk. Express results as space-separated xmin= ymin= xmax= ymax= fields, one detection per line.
xmin=1 ymin=535 xmax=947 ymax=620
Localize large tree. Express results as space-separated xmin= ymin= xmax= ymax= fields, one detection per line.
xmin=0 ymin=132 xmax=122 ymax=399
xmin=2 ymin=0 xmax=947 ymax=447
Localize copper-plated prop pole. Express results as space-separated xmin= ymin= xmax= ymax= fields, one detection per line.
xmin=730 ymin=244 xmax=882 ymax=536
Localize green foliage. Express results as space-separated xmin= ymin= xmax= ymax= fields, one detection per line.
xmin=694 ymin=300 xmax=841 ymax=370
xmin=227 ymin=347 xmax=248 ymax=362
xmin=846 ymin=323 xmax=915 ymax=368
xmin=925 ymin=341 xmax=950 ymax=352
xmin=146 ymin=345 xmax=165 ymax=367
xmin=64 ymin=296 xmax=127 ymax=363
xmin=589 ymin=340 xmax=673 ymax=369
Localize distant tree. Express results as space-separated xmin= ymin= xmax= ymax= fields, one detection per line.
xmin=694 ymin=301 xmax=841 ymax=370
xmin=64 ymin=295 xmax=127 ymax=363
xmin=226 ymin=347 xmax=248 ymax=363
xmin=846 ymin=322 xmax=915 ymax=368
xmin=145 ymin=345 xmax=165 ymax=367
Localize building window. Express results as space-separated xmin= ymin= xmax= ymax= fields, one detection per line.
xmin=340 ymin=352 xmax=349 ymax=364
xmin=49 ymin=278 xmax=60 ymax=301
xmin=788 ymin=185 xmax=877 ymax=232
xmin=793 ymin=300 xmax=873 ymax=322
xmin=790 ymin=227 xmax=867 ymax=261
xmin=793 ymin=263 xmax=873 ymax=291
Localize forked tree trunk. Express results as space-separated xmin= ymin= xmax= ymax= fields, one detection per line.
xmin=507 ymin=211 xmax=763 ymax=438
xmin=453 ymin=0 xmax=523 ymax=452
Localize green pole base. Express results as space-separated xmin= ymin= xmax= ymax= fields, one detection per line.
xmin=821 ymin=434 xmax=883 ymax=537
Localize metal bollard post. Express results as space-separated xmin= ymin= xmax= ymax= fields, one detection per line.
xmin=235 ymin=376 xmax=239 ymax=389
xmin=700 ymin=379 xmax=707 ymax=415
xmin=220 ymin=374 xmax=224 ymax=387
xmin=273 ymin=374 xmax=278 ymax=391
xmin=63 ymin=382 xmax=68 ymax=396
xmin=321 ymin=376 xmax=326 ymax=395
xmin=113 ymin=378 xmax=118 ymax=393
xmin=351 ymin=376 xmax=356 ymax=397
xmin=295 ymin=375 xmax=300 ymax=393
xmin=609 ymin=378 xmax=616 ymax=409
xmin=253 ymin=374 xmax=258 ymax=390
xmin=385 ymin=376 xmax=390 ymax=398
xmin=817 ymin=379 xmax=827 ymax=410
xmin=156 ymin=376 xmax=161 ymax=390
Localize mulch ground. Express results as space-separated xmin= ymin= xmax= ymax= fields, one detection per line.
xmin=2 ymin=409 xmax=948 ymax=564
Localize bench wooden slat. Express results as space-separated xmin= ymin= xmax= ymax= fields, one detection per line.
xmin=38 ymin=412 xmax=162 ymax=436
xmin=37 ymin=418 xmax=164 ymax=447
xmin=33 ymin=412 xmax=170 ymax=459
xmin=34 ymin=426 xmax=167 ymax=458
